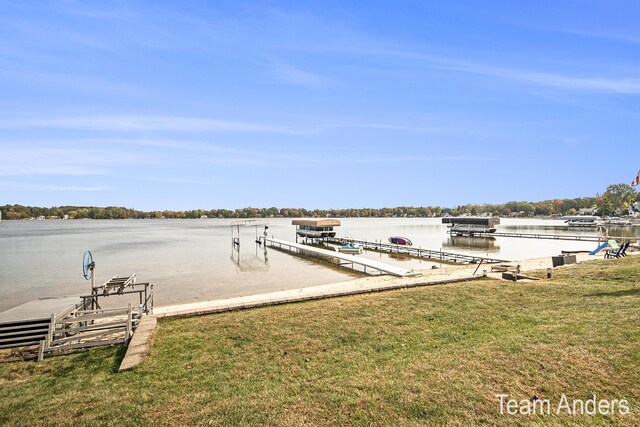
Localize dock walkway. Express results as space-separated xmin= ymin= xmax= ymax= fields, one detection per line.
xmin=326 ymin=237 xmax=506 ymax=264
xmin=465 ymin=231 xmax=637 ymax=242
xmin=265 ymin=238 xmax=416 ymax=277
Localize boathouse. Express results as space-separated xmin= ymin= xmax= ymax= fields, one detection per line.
xmin=442 ymin=216 xmax=500 ymax=235
xmin=292 ymin=219 xmax=340 ymax=242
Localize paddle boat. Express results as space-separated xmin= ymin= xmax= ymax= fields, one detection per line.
xmin=388 ymin=236 xmax=413 ymax=246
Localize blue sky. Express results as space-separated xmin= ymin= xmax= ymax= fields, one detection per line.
xmin=1 ymin=0 xmax=639 ymax=210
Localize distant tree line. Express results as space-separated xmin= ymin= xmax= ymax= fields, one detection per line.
xmin=2 ymin=184 xmax=637 ymax=220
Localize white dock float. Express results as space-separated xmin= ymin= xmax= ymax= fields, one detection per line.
xmin=265 ymin=238 xmax=416 ymax=277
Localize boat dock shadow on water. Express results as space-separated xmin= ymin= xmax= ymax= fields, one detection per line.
xmin=443 ymin=235 xmax=500 ymax=252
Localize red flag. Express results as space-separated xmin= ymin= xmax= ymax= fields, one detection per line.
xmin=632 ymin=170 xmax=640 ymax=187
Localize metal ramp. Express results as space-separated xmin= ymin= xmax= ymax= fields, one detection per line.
xmin=0 ymin=272 xmax=154 ymax=361
xmin=38 ymin=304 xmax=141 ymax=360
xmin=0 ymin=297 xmax=82 ymax=350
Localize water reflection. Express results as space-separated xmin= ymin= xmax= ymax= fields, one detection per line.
xmin=387 ymin=252 xmax=414 ymax=262
xmin=605 ymin=226 xmax=640 ymax=238
xmin=230 ymin=241 xmax=270 ymax=273
xmin=442 ymin=236 xmax=500 ymax=252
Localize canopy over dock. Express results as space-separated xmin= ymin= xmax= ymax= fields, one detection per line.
xmin=291 ymin=219 xmax=341 ymax=227
xmin=443 ymin=216 xmax=500 ymax=236
xmin=442 ymin=217 xmax=500 ymax=226
xmin=292 ymin=219 xmax=341 ymax=242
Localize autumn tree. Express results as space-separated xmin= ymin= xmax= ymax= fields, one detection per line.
xmin=598 ymin=183 xmax=637 ymax=216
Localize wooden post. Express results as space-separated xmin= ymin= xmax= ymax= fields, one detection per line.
xmin=47 ymin=313 xmax=55 ymax=349
xmin=144 ymin=284 xmax=148 ymax=314
xmin=126 ymin=303 xmax=132 ymax=343
xmin=38 ymin=340 xmax=45 ymax=362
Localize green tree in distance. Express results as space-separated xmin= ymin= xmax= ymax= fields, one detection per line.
xmin=598 ymin=183 xmax=637 ymax=216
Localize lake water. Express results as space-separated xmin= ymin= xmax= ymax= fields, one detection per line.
xmin=0 ymin=218 xmax=633 ymax=312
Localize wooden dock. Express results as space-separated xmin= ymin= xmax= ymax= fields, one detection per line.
xmin=326 ymin=237 xmax=506 ymax=264
xmin=461 ymin=231 xmax=638 ymax=242
xmin=264 ymin=238 xmax=416 ymax=277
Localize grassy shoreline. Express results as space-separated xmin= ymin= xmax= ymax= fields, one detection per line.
xmin=1 ymin=257 xmax=639 ymax=426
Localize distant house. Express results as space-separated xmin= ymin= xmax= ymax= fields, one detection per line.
xmin=578 ymin=207 xmax=597 ymax=216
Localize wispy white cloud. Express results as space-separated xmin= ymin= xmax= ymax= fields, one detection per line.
xmin=127 ymin=176 xmax=207 ymax=185
xmin=0 ymin=116 xmax=304 ymax=134
xmin=313 ymin=45 xmax=640 ymax=94
xmin=372 ymin=48 xmax=640 ymax=94
xmin=349 ymin=155 xmax=500 ymax=164
xmin=265 ymin=57 xmax=327 ymax=87
xmin=39 ymin=185 xmax=112 ymax=192
xmin=4 ymin=183 xmax=112 ymax=192
xmin=56 ymin=3 xmax=133 ymax=21
xmin=0 ymin=147 xmax=147 ymax=176
xmin=561 ymin=28 xmax=640 ymax=45
xmin=205 ymin=157 xmax=268 ymax=167
xmin=319 ymin=122 xmax=455 ymax=134
xmin=0 ymin=65 xmax=147 ymax=97
xmin=83 ymin=137 xmax=255 ymax=154
xmin=481 ymin=66 xmax=640 ymax=94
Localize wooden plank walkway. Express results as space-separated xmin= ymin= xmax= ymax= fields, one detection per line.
xmin=264 ymin=238 xmax=416 ymax=277
xmin=326 ymin=237 xmax=506 ymax=264
xmin=461 ymin=231 xmax=638 ymax=242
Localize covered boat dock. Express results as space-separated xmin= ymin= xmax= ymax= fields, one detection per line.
xmin=292 ymin=219 xmax=341 ymax=243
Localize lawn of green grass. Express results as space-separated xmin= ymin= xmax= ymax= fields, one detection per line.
xmin=1 ymin=256 xmax=639 ymax=426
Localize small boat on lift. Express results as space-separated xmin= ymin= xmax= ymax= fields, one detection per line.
xmin=602 ymin=217 xmax=633 ymax=227
xmin=388 ymin=236 xmax=413 ymax=246
xmin=337 ymin=244 xmax=364 ymax=254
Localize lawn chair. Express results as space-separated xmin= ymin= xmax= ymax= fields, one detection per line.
xmin=605 ymin=242 xmax=629 ymax=259
xmin=619 ymin=242 xmax=630 ymax=257
xmin=603 ymin=240 xmax=619 ymax=259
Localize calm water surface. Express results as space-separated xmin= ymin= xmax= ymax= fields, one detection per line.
xmin=0 ymin=218 xmax=634 ymax=311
